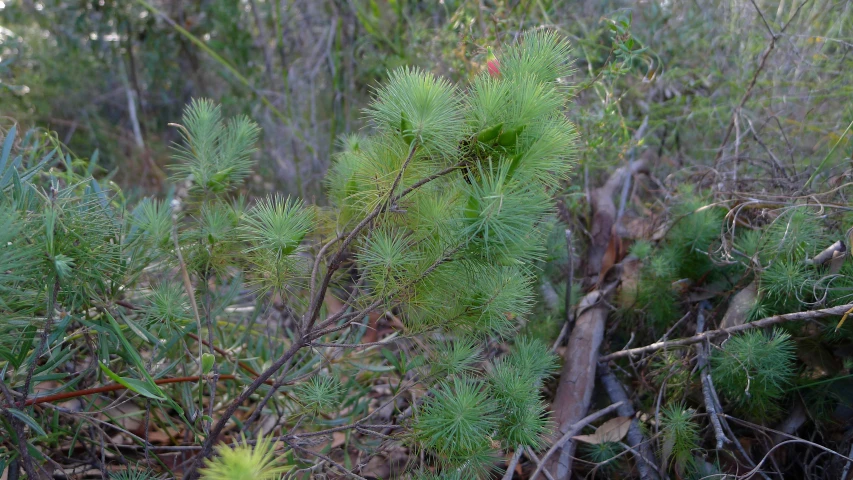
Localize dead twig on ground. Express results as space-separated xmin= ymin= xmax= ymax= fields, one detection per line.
xmin=531 ymin=402 xmax=624 ymax=480
xmin=599 ymin=302 xmax=853 ymax=362
xmin=695 ymin=302 xmax=730 ymax=450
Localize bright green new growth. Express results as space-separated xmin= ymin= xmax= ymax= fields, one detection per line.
xmin=711 ymin=329 xmax=796 ymax=419
xmin=200 ymin=434 xmax=289 ymax=480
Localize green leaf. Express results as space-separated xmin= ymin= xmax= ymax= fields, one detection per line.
xmin=401 ymin=111 xmax=415 ymax=145
xmin=348 ymin=361 xmax=395 ymax=372
xmin=104 ymin=311 xmax=146 ymax=369
xmin=477 ymin=123 xmax=503 ymax=143
xmin=86 ymin=149 xmax=99 ymax=177
xmin=463 ymin=195 xmax=480 ymax=221
xmin=103 ymin=311 xmax=186 ymax=419
xmin=7 ymin=408 xmax=47 ymax=437
xmin=99 ymin=362 xmax=166 ymax=401
xmin=201 ymin=353 xmax=215 ymax=374
xmin=506 ymin=153 xmax=523 ymax=180
xmin=121 ymin=313 xmax=157 ymax=344
xmin=0 ymin=124 xmax=16 ymax=173
xmin=497 ymin=125 xmax=526 ymax=147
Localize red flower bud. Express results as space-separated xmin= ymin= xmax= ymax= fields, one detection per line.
xmin=487 ymin=58 xmax=500 ymax=78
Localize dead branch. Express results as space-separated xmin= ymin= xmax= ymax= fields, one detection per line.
xmin=546 ymin=155 xmax=646 ymax=478
xmin=530 ymin=401 xmax=624 ymax=480
xmin=547 ymin=154 xmax=646 ymax=479
xmin=695 ymin=302 xmax=729 ymax=450
xmin=546 ymin=278 xmax=620 ymax=478
xmin=502 ymin=446 xmax=524 ymax=480
xmin=597 ymin=363 xmax=661 ymax=480
xmin=599 ymin=302 xmax=853 ymax=362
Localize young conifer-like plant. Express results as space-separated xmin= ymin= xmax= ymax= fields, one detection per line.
xmin=660 ymin=403 xmax=700 ymax=477
xmin=711 ymin=329 xmax=797 ymax=419
xmin=0 ymin=31 xmax=577 ymax=479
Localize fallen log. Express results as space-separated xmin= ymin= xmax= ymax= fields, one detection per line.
xmin=545 ymin=159 xmax=647 ymax=478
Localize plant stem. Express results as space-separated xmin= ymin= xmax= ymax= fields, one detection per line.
xmin=19 ymin=375 xmax=237 ymax=406
xmin=19 ymin=277 xmax=60 ymax=408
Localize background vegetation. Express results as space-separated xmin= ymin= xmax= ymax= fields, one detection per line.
xmin=2 ymin=0 xmax=853 ymax=478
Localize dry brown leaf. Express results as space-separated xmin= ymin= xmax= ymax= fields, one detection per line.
xmin=331 ymin=431 xmax=347 ymax=449
xmin=572 ymin=416 xmax=632 ymax=445
xmin=720 ymin=282 xmax=757 ymax=329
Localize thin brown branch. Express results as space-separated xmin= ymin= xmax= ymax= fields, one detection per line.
xmin=715 ymin=0 xmax=809 ymax=164
xmin=502 ymin=445 xmax=524 ymax=480
xmin=394 ymin=160 xmax=465 ymax=201
xmin=303 ymin=143 xmax=419 ymax=335
xmin=600 ymin=302 xmax=853 ymax=362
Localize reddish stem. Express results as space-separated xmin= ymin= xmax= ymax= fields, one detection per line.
xmin=23 ymin=375 xmax=238 ymax=406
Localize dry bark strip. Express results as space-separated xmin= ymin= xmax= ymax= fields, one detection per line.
xmin=545 ymin=160 xmax=647 ymax=478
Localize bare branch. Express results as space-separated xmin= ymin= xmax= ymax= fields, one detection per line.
xmin=600 ymin=302 xmax=853 ymax=362
xmin=530 ymin=401 xmax=624 ymax=480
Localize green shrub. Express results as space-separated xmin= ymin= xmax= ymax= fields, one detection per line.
xmin=0 ymin=31 xmax=575 ymax=478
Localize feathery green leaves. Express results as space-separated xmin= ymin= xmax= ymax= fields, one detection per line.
xmin=294 ymin=375 xmax=346 ymax=416
xmin=500 ymin=30 xmax=575 ymax=85
xmin=660 ymin=403 xmax=700 ymax=476
xmin=242 ymin=195 xmax=314 ymax=294
xmin=170 ymin=99 xmax=260 ymax=195
xmin=367 ymin=67 xmax=464 ymax=158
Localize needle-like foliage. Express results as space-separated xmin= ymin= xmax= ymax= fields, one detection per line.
xmin=200 ymin=434 xmax=289 ymax=480
xmin=0 ymin=30 xmax=578 ymax=479
xmin=367 ymin=67 xmax=464 ymax=159
xmin=413 ymin=378 xmax=501 ymax=476
xmin=711 ymin=329 xmax=797 ymax=420
xmin=660 ymin=404 xmax=700 ymax=476
xmin=294 ymin=374 xmax=346 ymax=416
xmin=170 ymin=99 xmax=260 ymax=195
